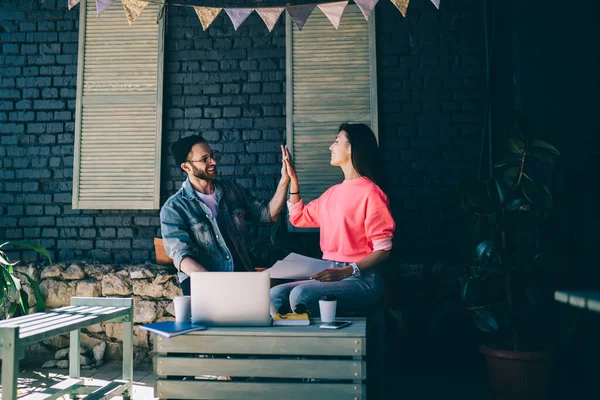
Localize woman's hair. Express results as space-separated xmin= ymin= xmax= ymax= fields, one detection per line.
xmin=339 ymin=123 xmax=385 ymax=188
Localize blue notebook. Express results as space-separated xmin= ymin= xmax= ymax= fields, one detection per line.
xmin=140 ymin=321 xmax=206 ymax=338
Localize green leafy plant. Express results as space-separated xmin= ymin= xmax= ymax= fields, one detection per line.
xmin=0 ymin=241 xmax=49 ymax=319
xmin=457 ymin=125 xmax=563 ymax=351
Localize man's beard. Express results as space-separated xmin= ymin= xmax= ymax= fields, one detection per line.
xmin=193 ymin=166 xmax=218 ymax=180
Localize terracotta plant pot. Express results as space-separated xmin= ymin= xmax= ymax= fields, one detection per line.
xmin=154 ymin=238 xmax=173 ymax=265
xmin=480 ymin=344 xmax=552 ymax=400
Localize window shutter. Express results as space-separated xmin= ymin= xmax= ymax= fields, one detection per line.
xmin=72 ymin=0 xmax=165 ymax=209
xmin=286 ymin=5 xmax=378 ymax=229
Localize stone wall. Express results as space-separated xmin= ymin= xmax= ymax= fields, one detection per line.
xmin=16 ymin=262 xmax=181 ymax=365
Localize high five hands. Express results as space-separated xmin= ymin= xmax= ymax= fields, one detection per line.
xmin=280 ymin=145 xmax=298 ymax=183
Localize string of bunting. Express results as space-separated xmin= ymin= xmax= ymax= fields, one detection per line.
xmin=66 ymin=0 xmax=440 ymax=31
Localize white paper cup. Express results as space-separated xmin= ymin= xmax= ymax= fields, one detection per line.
xmin=174 ymin=295 xmax=191 ymax=322
xmin=319 ymin=299 xmax=337 ymax=323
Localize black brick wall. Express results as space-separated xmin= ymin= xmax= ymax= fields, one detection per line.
xmin=1 ymin=0 xmax=485 ymax=264
xmin=376 ymin=0 xmax=484 ymax=259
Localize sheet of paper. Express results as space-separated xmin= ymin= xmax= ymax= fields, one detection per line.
xmin=266 ymin=254 xmax=332 ymax=279
xmin=282 ymin=252 xmax=323 ymax=262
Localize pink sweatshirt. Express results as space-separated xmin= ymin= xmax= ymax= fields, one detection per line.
xmin=288 ymin=177 xmax=395 ymax=263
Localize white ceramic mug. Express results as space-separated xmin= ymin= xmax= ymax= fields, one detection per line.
xmin=173 ymin=295 xmax=191 ymax=322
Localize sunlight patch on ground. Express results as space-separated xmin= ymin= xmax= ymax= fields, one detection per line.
xmin=1 ymin=368 xmax=157 ymax=400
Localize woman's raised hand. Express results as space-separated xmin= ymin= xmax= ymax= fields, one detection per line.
xmin=280 ymin=145 xmax=290 ymax=184
xmin=281 ymin=145 xmax=298 ymax=183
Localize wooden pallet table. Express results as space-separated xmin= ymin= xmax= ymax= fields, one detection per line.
xmin=153 ymin=317 xmax=367 ymax=400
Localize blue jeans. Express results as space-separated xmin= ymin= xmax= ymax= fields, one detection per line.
xmin=270 ymin=264 xmax=383 ymax=317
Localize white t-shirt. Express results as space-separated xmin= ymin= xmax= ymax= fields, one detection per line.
xmin=194 ymin=190 xmax=218 ymax=219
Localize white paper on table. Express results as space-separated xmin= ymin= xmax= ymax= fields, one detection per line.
xmin=265 ymin=253 xmax=333 ymax=279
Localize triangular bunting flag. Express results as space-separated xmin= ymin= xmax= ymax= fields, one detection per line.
xmin=224 ymin=8 xmax=254 ymax=31
xmin=256 ymin=7 xmax=284 ymax=32
xmin=286 ymin=5 xmax=315 ymax=31
xmin=96 ymin=0 xmax=117 ymax=17
xmin=122 ymin=0 xmax=148 ymax=25
xmin=193 ymin=7 xmax=222 ymax=31
xmin=390 ymin=0 xmax=410 ymax=17
xmin=353 ymin=0 xmax=378 ymax=21
xmin=68 ymin=0 xmax=80 ymax=10
xmin=317 ymin=1 xmax=348 ymax=30
xmin=431 ymin=0 xmax=440 ymax=9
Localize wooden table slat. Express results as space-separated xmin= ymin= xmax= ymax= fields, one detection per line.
xmin=0 ymin=312 xmax=63 ymax=328
xmin=20 ymin=314 xmax=98 ymax=337
xmin=18 ymin=308 xmax=131 ymax=345
xmin=156 ymin=335 xmax=366 ymax=356
xmin=156 ymin=356 xmax=366 ymax=379
xmin=155 ymin=380 xmax=366 ymax=400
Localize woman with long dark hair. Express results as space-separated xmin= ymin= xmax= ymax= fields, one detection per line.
xmin=270 ymin=123 xmax=395 ymax=316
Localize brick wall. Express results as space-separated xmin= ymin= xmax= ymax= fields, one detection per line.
xmin=1 ymin=0 xmax=485 ymax=265
xmin=160 ymin=5 xmax=287 ymax=203
xmin=377 ymin=0 xmax=484 ymax=259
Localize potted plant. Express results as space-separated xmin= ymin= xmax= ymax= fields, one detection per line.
xmin=1 ymin=241 xmax=48 ymax=320
xmin=457 ymin=128 xmax=564 ymax=400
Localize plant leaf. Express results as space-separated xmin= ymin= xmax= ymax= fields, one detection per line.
xmin=7 ymin=301 xmax=19 ymax=318
xmin=508 ymin=138 xmax=525 ymax=154
xmin=461 ymin=279 xmax=470 ymax=302
xmin=15 ymin=270 xmax=46 ymax=311
xmin=529 ymin=147 xmax=557 ymax=164
xmin=494 ymin=177 xmax=509 ymax=205
xmin=531 ymin=140 xmax=560 ymax=155
xmin=10 ymin=273 xmax=22 ymax=292
xmin=472 ymin=309 xmax=499 ymax=333
xmin=19 ymin=288 xmax=30 ymax=315
xmin=494 ymin=154 xmax=522 ymax=169
xmin=503 ymin=166 xmax=520 ymax=186
xmin=487 ymin=179 xmax=501 ymax=207
xmin=0 ymin=267 xmax=17 ymax=299
xmin=0 ymin=256 xmax=17 ymax=266
xmin=0 ymin=277 xmax=6 ymax=307
xmin=10 ymin=241 xmax=52 ymax=265
xmin=522 ymin=175 xmax=542 ymax=206
xmin=475 ymin=240 xmax=494 ymax=261
xmin=505 ymin=197 xmax=526 ymax=212
xmin=462 ymin=277 xmax=482 ymax=305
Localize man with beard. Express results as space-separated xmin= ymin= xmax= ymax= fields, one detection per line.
xmin=160 ymin=135 xmax=290 ymax=295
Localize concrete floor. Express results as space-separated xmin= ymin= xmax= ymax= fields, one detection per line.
xmin=1 ymin=361 xmax=157 ymax=400
xmin=2 ymin=361 xmax=489 ymax=400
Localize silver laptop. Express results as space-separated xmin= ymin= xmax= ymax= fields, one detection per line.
xmin=190 ymin=272 xmax=272 ymax=327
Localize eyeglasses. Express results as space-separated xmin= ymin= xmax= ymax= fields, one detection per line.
xmin=187 ymin=151 xmax=220 ymax=164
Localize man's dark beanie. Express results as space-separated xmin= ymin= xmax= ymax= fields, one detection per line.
xmin=171 ymin=135 xmax=206 ymax=165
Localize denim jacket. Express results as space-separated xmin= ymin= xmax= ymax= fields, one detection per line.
xmin=160 ymin=178 xmax=272 ymax=283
